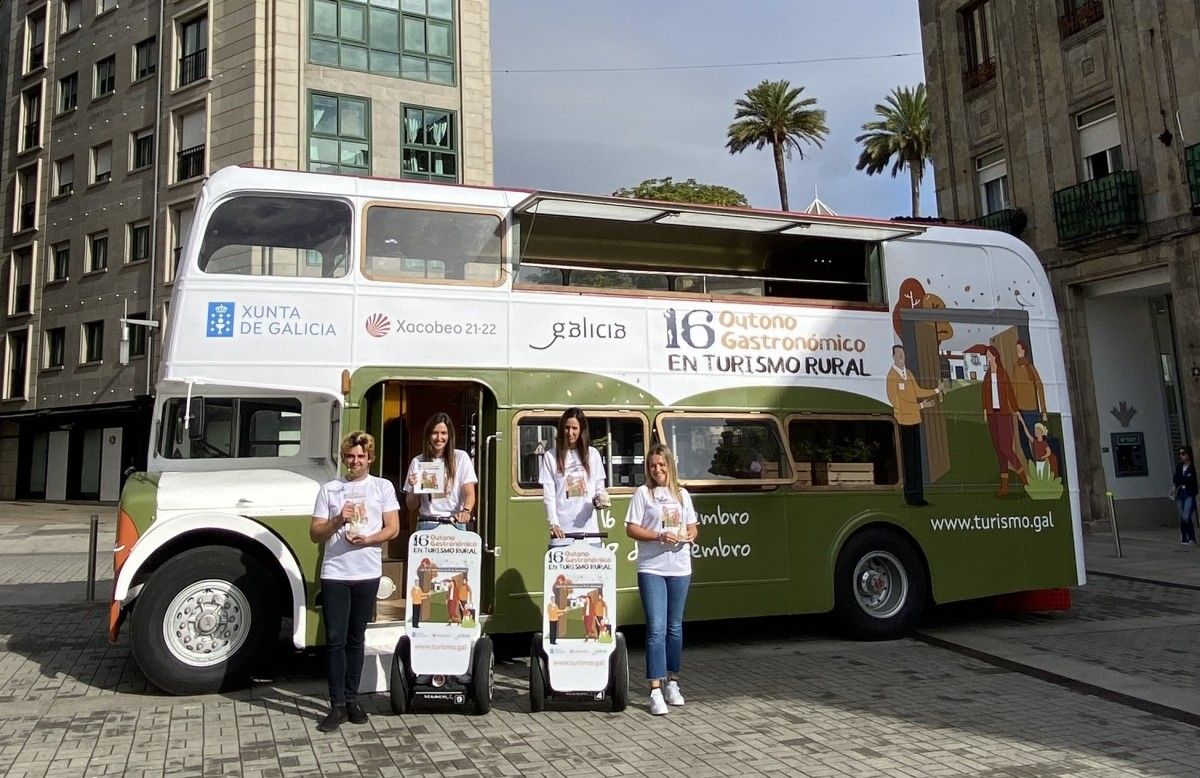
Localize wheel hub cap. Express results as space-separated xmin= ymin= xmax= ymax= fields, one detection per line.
xmin=852 ymin=551 xmax=909 ymax=619
xmin=163 ymin=580 xmax=252 ymax=667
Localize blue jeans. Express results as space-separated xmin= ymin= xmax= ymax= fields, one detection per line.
xmin=321 ymin=577 xmax=378 ymax=705
xmin=637 ymin=572 xmax=690 ymax=681
xmin=1177 ymin=495 xmax=1197 ymax=543
xmin=417 ymin=518 xmax=467 ymax=531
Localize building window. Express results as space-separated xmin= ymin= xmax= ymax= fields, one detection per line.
xmin=81 ymin=320 xmax=104 ymax=363
xmin=44 ymin=327 xmax=65 ymax=369
xmin=960 ymin=0 xmax=996 ymax=91
xmin=27 ymin=10 xmax=47 ymax=72
xmin=976 ymin=148 xmax=1010 ymax=214
xmin=95 ymin=55 xmax=116 ymax=97
xmin=132 ymin=128 xmax=154 ymax=169
xmin=127 ymin=311 xmax=148 ymax=357
xmin=62 ymin=0 xmax=82 ymax=33
xmin=134 ymin=36 xmax=157 ymax=80
xmin=49 ymin=242 xmax=70 ymax=281
xmin=5 ymin=329 xmax=31 ymax=399
xmin=308 ymin=93 xmax=370 ymax=175
xmin=178 ymin=16 xmax=208 ymax=87
xmin=9 ymin=249 xmax=33 ymax=315
xmin=401 ymin=106 xmax=456 ymax=182
xmin=175 ymin=109 xmax=206 ymax=181
xmin=54 ymin=156 xmax=74 ymax=197
xmin=92 ymin=142 xmax=112 ymax=183
xmin=88 ymin=232 xmax=108 ymax=272
xmin=21 ymin=86 xmax=43 ymax=152
xmin=16 ymin=166 xmax=38 ymax=233
xmin=97 ymin=0 xmax=117 ymax=14
xmin=170 ymin=204 xmax=194 ymax=281
xmin=58 ymin=73 xmax=78 ymax=113
xmin=128 ymin=222 xmax=151 ymax=263
xmin=1077 ymin=101 xmax=1122 ymax=181
xmin=310 ymin=0 xmax=454 ymax=84
xmin=1060 ymin=0 xmax=1103 ymax=38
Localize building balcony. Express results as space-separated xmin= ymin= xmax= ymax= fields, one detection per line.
xmin=22 ymin=122 xmax=39 ymax=150
xmin=962 ymin=58 xmax=996 ymax=92
xmin=179 ymin=49 xmax=207 ymax=87
xmin=970 ymin=207 xmax=1026 ymax=236
xmin=177 ymin=145 xmax=205 ymax=181
xmin=1052 ymin=171 xmax=1141 ymax=246
xmin=1186 ymin=142 xmax=1200 ymax=215
xmin=1059 ymin=0 xmax=1103 ymax=39
xmin=17 ymin=203 xmax=36 ymax=232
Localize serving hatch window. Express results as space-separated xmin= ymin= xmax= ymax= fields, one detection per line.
xmin=364 ymin=206 xmax=503 ymax=285
xmin=514 ymin=412 xmax=647 ymax=493
xmin=787 ymin=415 xmax=899 ymax=488
xmin=658 ymin=414 xmax=791 ymax=485
xmin=198 ymin=195 xmax=352 ymax=278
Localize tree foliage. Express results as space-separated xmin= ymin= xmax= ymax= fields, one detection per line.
xmin=854 ymin=83 xmax=932 ymax=218
xmin=725 ymin=80 xmax=829 ymax=211
xmin=612 ymin=177 xmax=748 ymax=207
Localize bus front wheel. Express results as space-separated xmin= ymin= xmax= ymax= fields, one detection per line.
xmin=130 ymin=545 xmax=280 ymax=694
xmin=834 ymin=528 xmax=926 ymax=640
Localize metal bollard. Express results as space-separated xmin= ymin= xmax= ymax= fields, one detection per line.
xmin=1105 ymin=490 xmax=1122 ymax=558
xmin=86 ymin=514 xmax=99 ymax=601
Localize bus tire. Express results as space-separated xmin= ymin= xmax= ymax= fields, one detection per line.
xmin=834 ymin=528 xmax=926 ymax=640
xmin=130 ymin=545 xmax=280 ymax=694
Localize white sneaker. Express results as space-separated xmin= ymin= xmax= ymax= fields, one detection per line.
xmin=664 ymin=680 xmax=685 ymax=706
xmin=649 ymin=688 xmax=668 ymax=715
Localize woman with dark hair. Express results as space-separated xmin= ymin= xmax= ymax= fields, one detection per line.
xmin=405 ymin=412 xmax=477 ymax=531
xmin=539 ymin=407 xmax=607 ymax=545
xmin=1172 ymin=446 xmax=1197 ymax=544
xmin=967 ymin=345 xmax=1029 ymax=497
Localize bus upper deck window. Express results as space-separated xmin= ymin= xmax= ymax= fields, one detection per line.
xmin=198 ymin=196 xmax=352 ymax=278
xmin=364 ymin=206 xmax=503 ymax=285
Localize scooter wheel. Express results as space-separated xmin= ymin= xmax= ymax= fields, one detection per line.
xmin=469 ymin=636 xmax=494 ymax=715
xmin=529 ymin=633 xmax=547 ymax=712
xmin=389 ymin=636 xmax=412 ymax=714
xmin=609 ymin=632 xmax=628 ymax=712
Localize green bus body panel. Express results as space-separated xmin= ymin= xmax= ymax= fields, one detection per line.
xmin=120 ymin=472 xmax=161 ymax=534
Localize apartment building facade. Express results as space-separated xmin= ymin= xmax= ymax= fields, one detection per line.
xmin=1 ymin=0 xmax=493 ymax=500
xmin=918 ymin=0 xmax=1200 ymax=526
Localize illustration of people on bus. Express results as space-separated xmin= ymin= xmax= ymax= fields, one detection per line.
xmin=886 ymin=344 xmax=941 ymax=507
xmin=964 ymin=345 xmax=1030 ymax=497
xmin=1025 ymin=422 xmax=1060 ymax=479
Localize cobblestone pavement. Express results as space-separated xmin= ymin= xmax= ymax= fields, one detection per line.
xmin=0 ymin=506 xmax=1198 ymax=777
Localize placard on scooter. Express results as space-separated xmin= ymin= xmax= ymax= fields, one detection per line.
xmin=540 ymin=539 xmax=618 ymax=695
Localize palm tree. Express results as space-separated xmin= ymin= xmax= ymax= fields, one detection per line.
xmin=726 ymin=80 xmax=829 ymax=211
xmin=855 ymin=83 xmax=932 ymax=218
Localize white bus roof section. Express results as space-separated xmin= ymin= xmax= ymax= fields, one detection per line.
xmin=514 ymin=191 xmax=926 ymax=243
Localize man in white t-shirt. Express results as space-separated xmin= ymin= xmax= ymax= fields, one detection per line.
xmin=310 ymin=431 xmax=399 ymax=732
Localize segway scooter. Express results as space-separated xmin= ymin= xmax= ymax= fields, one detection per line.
xmin=390 ymin=517 xmax=493 ymax=715
xmin=528 ymin=531 xmax=629 ymax=712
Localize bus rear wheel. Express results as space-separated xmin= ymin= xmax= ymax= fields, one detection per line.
xmin=130 ymin=545 xmax=280 ymax=694
xmin=834 ymin=528 xmax=926 ymax=640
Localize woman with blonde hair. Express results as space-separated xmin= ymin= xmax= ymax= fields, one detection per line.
xmin=624 ymin=443 xmax=698 ymax=715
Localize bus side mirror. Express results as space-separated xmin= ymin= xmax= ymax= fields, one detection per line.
xmin=187 ymin=397 xmax=207 ymax=441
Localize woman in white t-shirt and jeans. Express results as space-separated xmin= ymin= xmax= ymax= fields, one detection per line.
xmin=539 ymin=407 xmax=608 ymax=545
xmin=404 ymin=413 xmax=477 ymax=531
xmin=625 ymin=443 xmax=698 ymax=715
xmin=310 ymin=430 xmax=400 ymax=732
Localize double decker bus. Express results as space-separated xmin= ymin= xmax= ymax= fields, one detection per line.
xmin=111 ymin=167 xmax=1083 ymax=694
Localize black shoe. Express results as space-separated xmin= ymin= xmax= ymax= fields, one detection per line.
xmin=905 ymin=498 xmax=930 ymax=507
xmin=346 ymin=702 xmax=369 ymax=724
xmin=316 ymin=706 xmax=348 ymax=732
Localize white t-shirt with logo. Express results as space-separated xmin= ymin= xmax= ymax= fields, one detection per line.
xmin=624 ymin=484 xmax=697 ymax=576
xmin=313 ymin=474 xmax=400 ymax=581
xmin=403 ymin=449 xmax=477 ymax=518
xmin=539 ymin=447 xmax=606 ymax=537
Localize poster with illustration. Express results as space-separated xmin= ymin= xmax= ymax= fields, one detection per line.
xmin=405 ymin=523 xmax=482 ymax=676
xmin=415 ymin=460 xmax=446 ymax=495
xmin=541 ymin=540 xmax=616 ymax=692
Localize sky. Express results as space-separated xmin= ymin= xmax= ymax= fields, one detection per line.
xmin=490 ymin=0 xmax=936 ymax=219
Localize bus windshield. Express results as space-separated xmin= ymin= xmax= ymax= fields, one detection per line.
xmin=198 ymin=195 xmax=352 ymax=278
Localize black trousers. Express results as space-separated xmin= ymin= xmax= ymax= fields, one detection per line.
xmin=322 ymin=577 xmax=378 ymax=705
xmin=900 ymin=422 xmax=924 ymax=502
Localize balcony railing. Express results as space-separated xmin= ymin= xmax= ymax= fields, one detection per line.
xmin=1052 ymin=170 xmax=1141 ymax=245
xmin=1060 ymin=0 xmax=1103 ymax=38
xmin=18 ymin=203 xmax=36 ymax=231
xmin=1186 ymin=142 xmax=1200 ymax=215
xmin=22 ymin=121 xmax=39 ymax=150
xmin=179 ymin=49 xmax=207 ymax=86
xmin=969 ymin=207 xmax=1027 ymax=236
xmin=962 ymin=58 xmax=996 ymax=92
xmin=177 ymin=144 xmax=205 ymax=180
